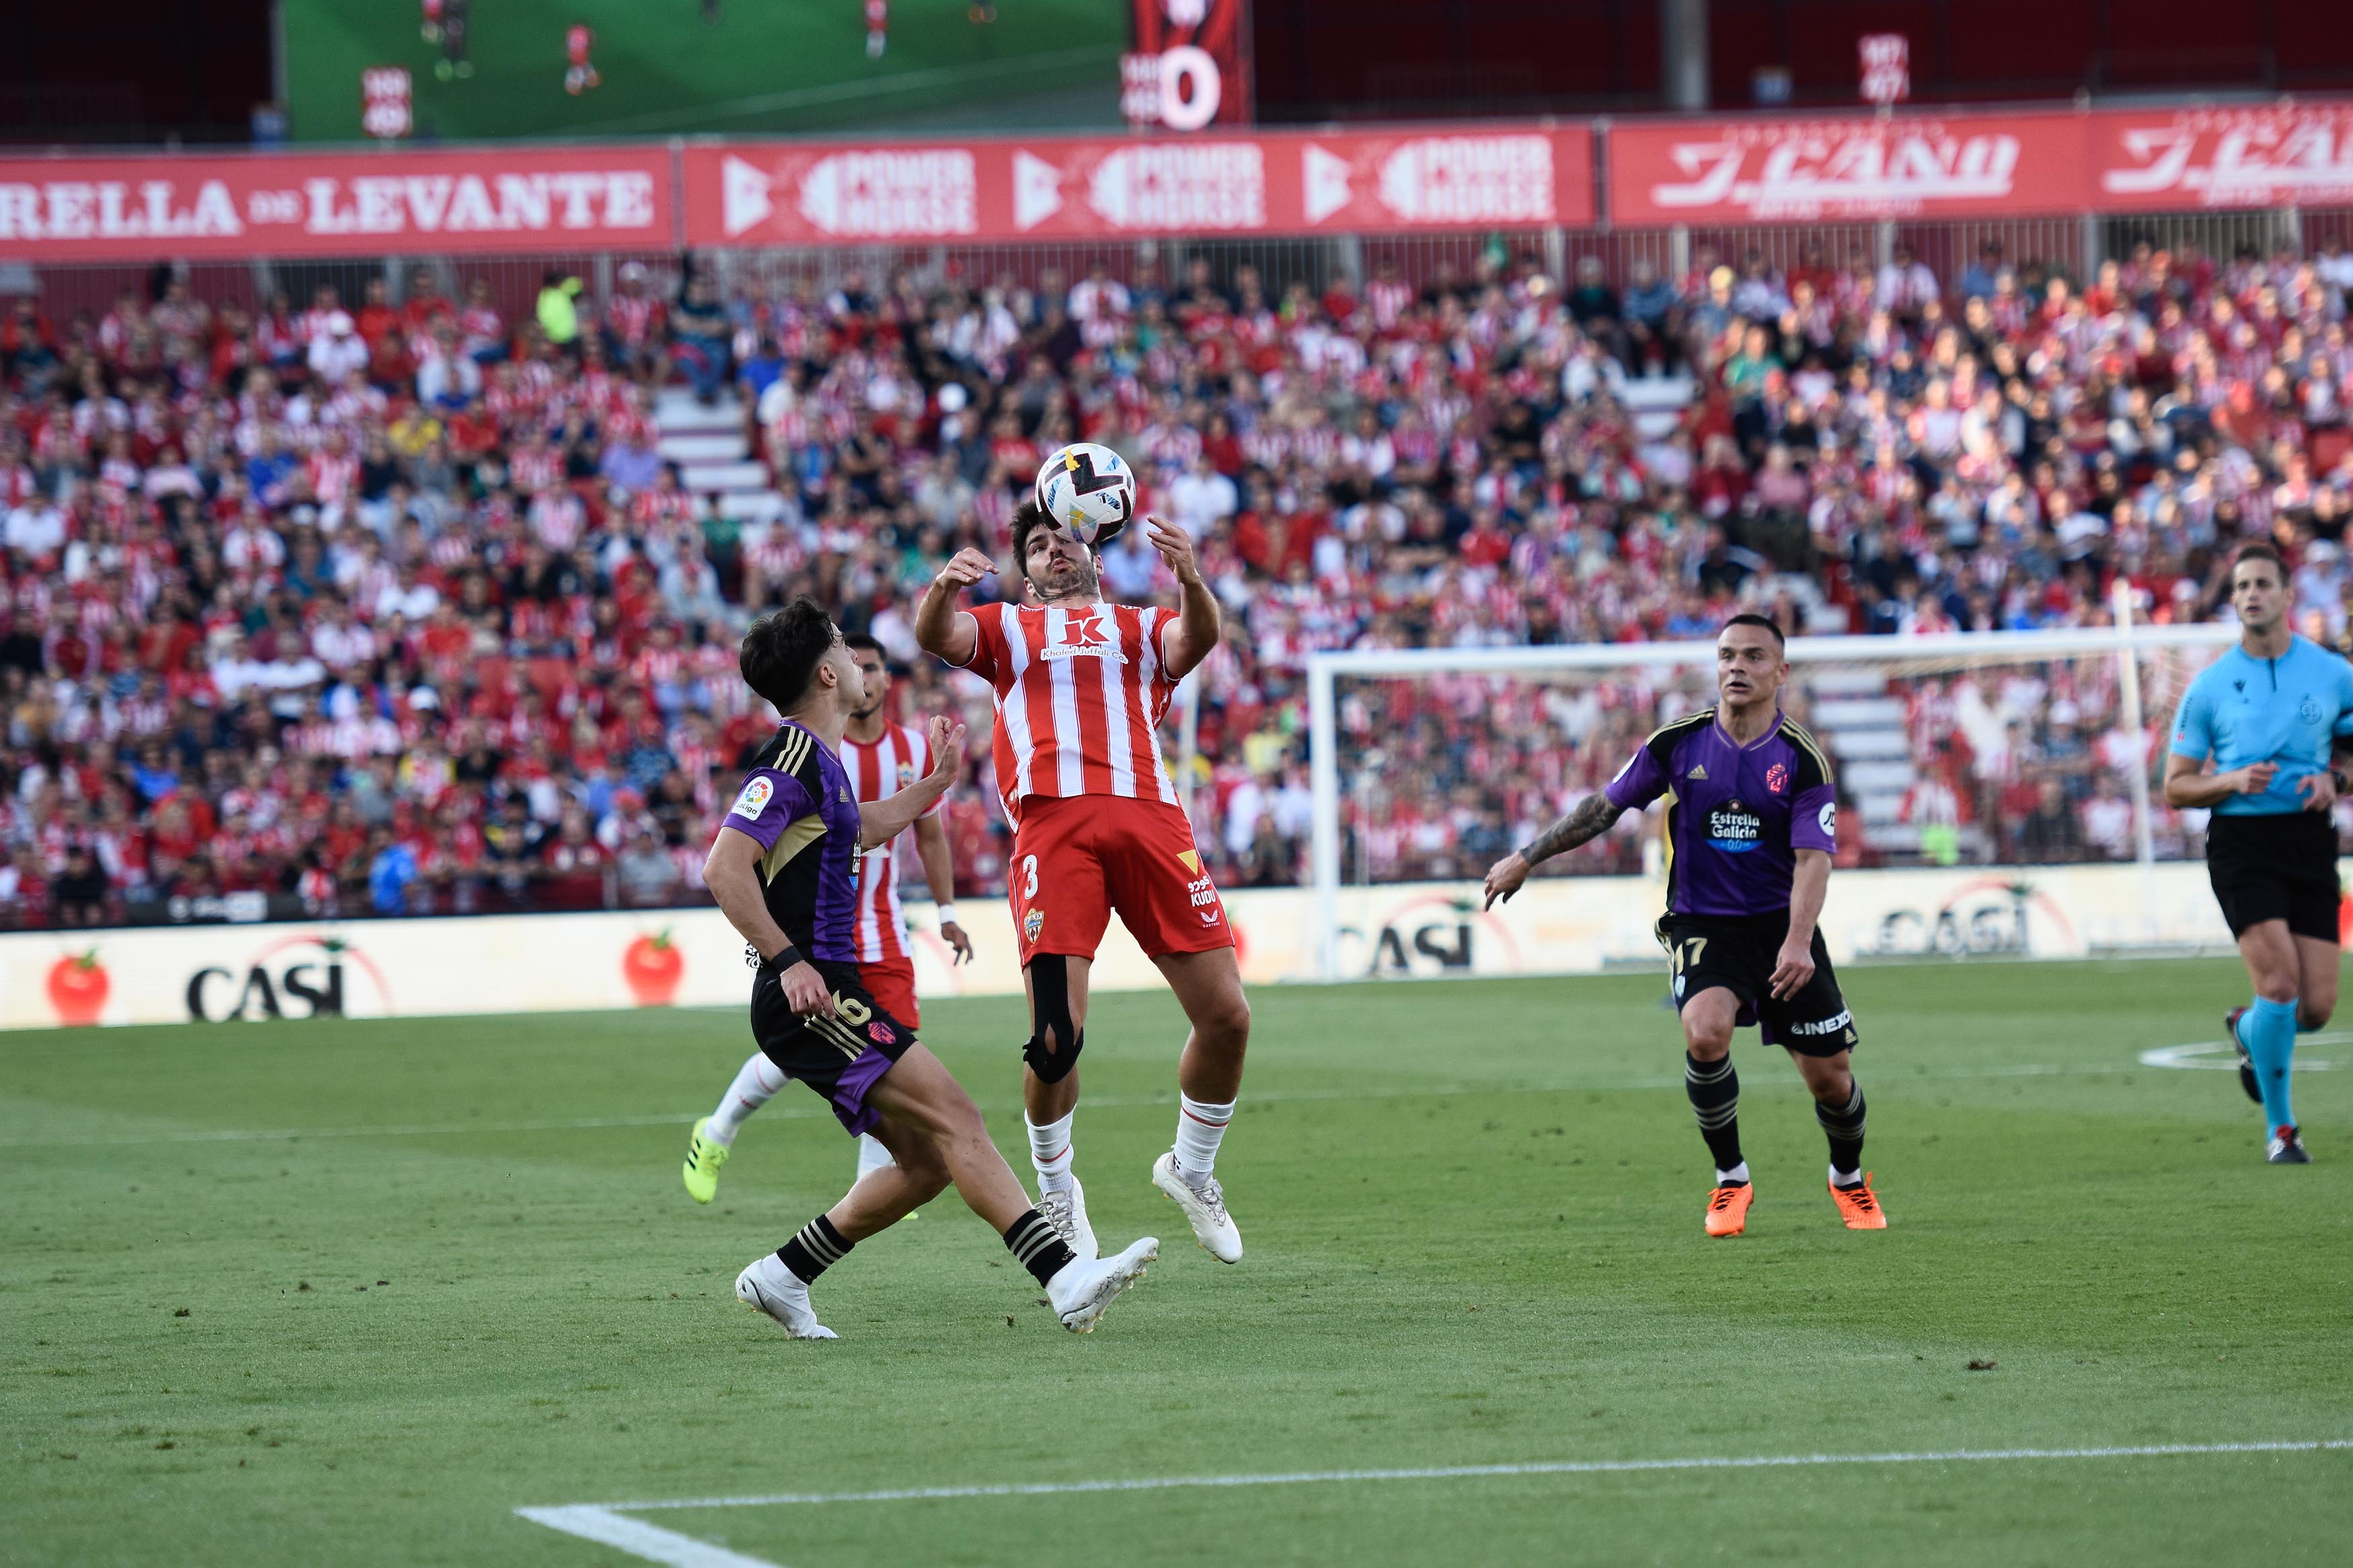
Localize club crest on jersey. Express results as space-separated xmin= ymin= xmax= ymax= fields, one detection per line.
xmin=1041 ymin=610 xmax=1126 ymax=663
xmin=1765 ymin=762 xmax=1788 ymax=794
xmin=1024 ymin=909 xmax=1045 ymax=942
xmin=897 ymin=762 xmax=916 ymax=788
xmin=867 ymin=1020 xmax=896 ymax=1046
xmin=730 ymin=776 xmax=774 ymax=821
xmin=2301 ymin=695 xmax=2325 ymax=724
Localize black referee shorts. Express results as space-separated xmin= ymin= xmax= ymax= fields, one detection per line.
xmin=2205 ymin=812 xmax=2343 ymax=944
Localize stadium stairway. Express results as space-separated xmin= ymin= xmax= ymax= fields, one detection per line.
xmin=652 ymin=387 xmax=791 ymax=524
xmin=1804 ymin=665 xmax=1921 ymax=857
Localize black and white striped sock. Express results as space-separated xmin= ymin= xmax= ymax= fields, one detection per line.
xmin=1685 ymin=1053 xmax=1744 ymax=1175
xmin=1817 ymin=1083 xmax=1867 ymax=1178
xmin=776 ymin=1214 xmax=854 ymax=1284
xmin=1003 ymin=1207 xmax=1077 ymax=1288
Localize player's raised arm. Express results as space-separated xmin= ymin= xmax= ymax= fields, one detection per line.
xmin=916 ymin=547 xmax=996 ymax=668
xmin=1145 ymin=516 xmax=1221 ymax=678
xmin=1482 ymin=790 xmax=1626 ymax=909
xmin=859 ymin=716 xmax=965 ymax=849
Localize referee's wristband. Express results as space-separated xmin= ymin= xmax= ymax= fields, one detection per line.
xmin=935 ymin=904 xmax=960 ymax=927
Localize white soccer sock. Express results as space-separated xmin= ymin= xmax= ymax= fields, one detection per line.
xmin=1174 ymin=1094 xmax=1236 ymax=1184
xmin=1829 ymin=1163 xmax=1862 ymax=1187
xmin=707 ymin=1053 xmax=784 ymax=1145
xmin=1716 ymin=1161 xmax=1751 ymax=1186
xmin=855 ymin=1133 xmax=895 ymax=1180
xmin=1026 ymin=1110 xmax=1076 ymax=1196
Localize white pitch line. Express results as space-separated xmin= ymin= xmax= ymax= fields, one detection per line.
xmin=0 ymin=1061 xmax=2197 ymax=1150
xmin=516 ymin=1505 xmax=775 ymax=1568
xmin=520 ymin=1441 xmax=2353 ymax=1566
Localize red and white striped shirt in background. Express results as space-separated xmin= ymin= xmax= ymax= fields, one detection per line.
xmin=838 ymin=722 xmax=937 ymax=964
xmin=956 ymin=601 xmax=1182 ymax=821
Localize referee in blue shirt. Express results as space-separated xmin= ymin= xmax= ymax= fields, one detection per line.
xmin=2165 ymin=540 xmax=2353 ymax=1164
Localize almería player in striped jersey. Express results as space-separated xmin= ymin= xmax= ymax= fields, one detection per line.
xmin=1482 ymin=614 xmax=1886 ymax=1238
xmin=917 ymin=500 xmax=1251 ymax=1267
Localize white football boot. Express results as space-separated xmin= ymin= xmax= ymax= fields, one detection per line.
xmin=1039 ymin=1175 xmax=1098 ymax=1262
xmin=734 ymin=1253 xmax=838 ymax=1340
xmin=1045 ymin=1236 xmax=1158 ymax=1332
xmin=1152 ymin=1151 xmax=1243 ymax=1263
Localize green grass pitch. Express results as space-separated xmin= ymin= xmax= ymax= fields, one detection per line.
xmin=285 ymin=0 xmax=1127 ymax=143
xmin=5 ymin=957 xmax=2350 ymax=1565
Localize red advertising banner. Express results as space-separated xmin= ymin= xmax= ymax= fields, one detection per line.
xmin=0 ymin=146 xmax=674 ymax=262
xmin=684 ymin=124 xmax=1591 ymax=247
xmin=2091 ymin=102 xmax=2353 ymax=212
xmin=1606 ymin=111 xmax=2093 ymax=225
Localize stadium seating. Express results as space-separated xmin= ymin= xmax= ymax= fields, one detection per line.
xmin=2 ymin=235 xmax=2348 ymax=928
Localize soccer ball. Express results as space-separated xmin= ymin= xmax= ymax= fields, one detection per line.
xmin=1034 ymin=443 xmax=1135 ymax=546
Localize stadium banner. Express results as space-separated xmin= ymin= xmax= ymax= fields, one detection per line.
xmin=0 ymin=146 xmax=675 ymax=263
xmin=682 ymin=124 xmax=1594 ymax=247
xmin=0 ymin=861 xmax=2255 ymax=1030
xmin=1603 ymin=110 xmax=2093 ymax=224
xmin=2089 ymin=101 xmax=2353 ymax=212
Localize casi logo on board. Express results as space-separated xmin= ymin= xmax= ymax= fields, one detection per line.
xmin=185 ymin=932 xmax=395 ymax=1022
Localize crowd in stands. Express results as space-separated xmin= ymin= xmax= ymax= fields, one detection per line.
xmin=6 ymin=224 xmax=2353 ymax=930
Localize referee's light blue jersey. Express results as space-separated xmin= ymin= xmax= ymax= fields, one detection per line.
xmin=2167 ymin=635 xmax=2353 ymax=816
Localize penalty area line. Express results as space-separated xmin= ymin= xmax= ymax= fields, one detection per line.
xmin=0 ymin=1063 xmax=2159 ymax=1150
xmin=519 ymin=1440 xmax=2353 ymax=1565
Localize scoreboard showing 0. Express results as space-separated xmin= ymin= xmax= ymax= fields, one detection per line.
xmin=361 ymin=67 xmax=413 ymax=140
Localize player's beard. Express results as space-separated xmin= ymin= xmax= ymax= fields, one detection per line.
xmin=1031 ymin=550 xmax=1101 ymax=604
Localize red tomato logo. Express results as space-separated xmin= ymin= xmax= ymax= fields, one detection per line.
xmin=47 ymin=950 xmax=110 ymax=1026
xmin=623 ymin=931 xmax=684 ymax=1006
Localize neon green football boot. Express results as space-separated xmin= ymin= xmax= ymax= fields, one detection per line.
xmin=682 ymin=1117 xmax=731 ymax=1204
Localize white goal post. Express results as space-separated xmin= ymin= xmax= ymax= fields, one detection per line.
xmin=1305 ymin=593 xmax=2241 ymax=981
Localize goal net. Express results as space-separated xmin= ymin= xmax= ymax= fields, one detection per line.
xmin=1303 ymin=618 xmax=2242 ymax=981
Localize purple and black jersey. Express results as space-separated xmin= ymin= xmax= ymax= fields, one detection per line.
xmin=718 ymin=720 xmax=865 ymax=964
xmin=1604 ymin=707 xmax=1838 ymax=920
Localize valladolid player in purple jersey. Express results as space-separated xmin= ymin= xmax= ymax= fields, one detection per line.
xmin=1482 ymin=614 xmax=1886 ymax=1239
xmin=703 ymin=597 xmax=1158 ymax=1337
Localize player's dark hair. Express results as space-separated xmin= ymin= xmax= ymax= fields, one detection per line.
xmin=1011 ymin=497 xmax=1092 ymax=573
xmin=2232 ymin=540 xmax=2285 ymax=583
xmin=842 ymin=632 xmax=885 ymax=658
xmin=739 ymin=597 xmax=838 ymax=712
xmin=1720 ymin=612 xmax=1787 ymax=648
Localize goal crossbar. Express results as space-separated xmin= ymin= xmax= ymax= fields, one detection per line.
xmin=1304 ymin=614 xmax=2241 ymax=980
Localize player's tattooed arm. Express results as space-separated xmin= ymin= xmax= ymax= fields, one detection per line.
xmin=1525 ymin=791 xmax=1625 ymax=864
xmin=1482 ymin=792 xmax=1624 ymax=909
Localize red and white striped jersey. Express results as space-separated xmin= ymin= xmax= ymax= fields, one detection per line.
xmin=955 ymin=601 xmax=1182 ymax=820
xmin=838 ymin=722 xmax=937 ymax=963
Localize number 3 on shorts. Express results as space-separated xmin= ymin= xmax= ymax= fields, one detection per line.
xmin=1021 ymin=855 xmax=1039 ymax=901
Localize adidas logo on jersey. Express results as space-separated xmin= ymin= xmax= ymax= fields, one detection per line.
xmin=1686 ymin=764 xmax=1708 ymax=780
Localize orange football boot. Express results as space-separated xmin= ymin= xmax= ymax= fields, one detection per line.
xmin=1828 ymin=1172 xmax=1887 ymax=1230
xmin=1704 ymin=1182 xmax=1753 ymax=1237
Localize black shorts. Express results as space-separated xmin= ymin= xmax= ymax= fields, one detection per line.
xmin=2206 ymin=812 xmax=2342 ymax=944
xmin=1661 ymin=913 xmax=1858 ymax=1057
xmin=750 ymin=958 xmax=916 ymax=1137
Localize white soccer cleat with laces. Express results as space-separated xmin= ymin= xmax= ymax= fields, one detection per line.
xmin=1152 ymin=1151 xmax=1243 ymax=1263
xmin=734 ymin=1253 xmax=838 ymax=1340
xmin=1045 ymin=1235 xmax=1158 ymax=1333
xmin=1039 ymin=1175 xmax=1097 ymax=1262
